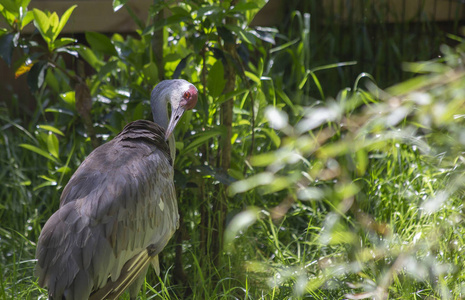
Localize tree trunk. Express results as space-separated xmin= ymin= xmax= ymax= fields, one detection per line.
xmin=212 ymin=0 xmax=238 ymax=269
xmin=75 ymin=82 xmax=99 ymax=149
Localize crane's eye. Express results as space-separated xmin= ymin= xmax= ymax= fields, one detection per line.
xmin=183 ymin=91 xmax=191 ymax=99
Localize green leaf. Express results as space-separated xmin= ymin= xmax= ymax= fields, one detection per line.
xmin=56 ymin=166 xmax=72 ymax=174
xmin=299 ymin=70 xmax=324 ymax=100
xmin=133 ymin=102 xmax=145 ymax=120
xmin=52 ymin=37 xmax=76 ymax=49
xmin=49 ymin=12 xmax=59 ymax=33
xmin=170 ymin=6 xmax=190 ymax=17
xmin=73 ymin=45 xmax=104 ymax=70
xmin=38 ymin=125 xmax=65 ymax=136
xmin=113 ymin=0 xmax=128 ymax=12
xmin=0 ymin=8 xmax=16 ymax=27
xmin=217 ymin=88 xmax=248 ymax=106
xmin=1 ymin=0 xmax=20 ymax=18
xmin=85 ymin=32 xmax=117 ymax=56
xmin=20 ymin=0 xmax=31 ymax=11
xmin=59 ymin=91 xmax=75 ymax=106
xmin=20 ymin=143 xmax=58 ymax=163
xmin=32 ymin=9 xmax=51 ymax=44
xmin=270 ymin=38 xmax=299 ymax=53
xmin=55 ymin=5 xmax=77 ymax=40
xmin=33 ymin=180 xmax=57 ymax=191
xmin=258 ymin=128 xmax=281 ymax=147
xmin=207 ymin=60 xmax=226 ymax=98
xmin=182 ymin=127 xmax=226 ymax=154
xmin=196 ymin=5 xmax=221 ymax=18
xmin=224 ymin=24 xmax=255 ymax=45
xmin=230 ymin=2 xmax=259 ymax=12
xmin=96 ymin=60 xmax=118 ymax=80
xmin=142 ymin=61 xmax=158 ymax=85
xmin=276 ymin=88 xmax=298 ymax=115
xmin=244 ymin=71 xmax=260 ymax=84
xmin=238 ymin=29 xmax=256 ymax=45
xmin=45 ymin=108 xmax=74 ymax=116
xmin=21 ymin=10 xmax=34 ymax=29
xmin=46 ymin=133 xmax=59 ymax=158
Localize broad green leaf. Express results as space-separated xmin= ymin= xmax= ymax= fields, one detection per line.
xmin=0 ymin=8 xmax=16 ymax=26
xmin=133 ymin=102 xmax=145 ymax=120
xmin=230 ymin=2 xmax=258 ymax=12
xmin=44 ymin=69 xmax=60 ymax=92
xmin=207 ymin=60 xmax=226 ymax=98
xmin=59 ymin=91 xmax=75 ymax=106
xmin=46 ymin=133 xmax=59 ymax=158
xmin=56 ymin=5 xmax=77 ymax=39
xmin=73 ymin=45 xmax=104 ymax=70
xmin=1 ymin=0 xmax=20 ymax=18
xmin=143 ymin=61 xmax=158 ymax=85
xmin=38 ymin=125 xmax=65 ymax=136
xmin=20 ymin=143 xmax=58 ymax=163
xmin=32 ymin=9 xmax=51 ymax=44
xmin=85 ymin=31 xmax=117 ymax=56
xmin=20 ymin=0 xmax=31 ymax=11
xmin=21 ymin=10 xmax=34 ymax=29
xmin=49 ymin=12 xmax=59 ymax=35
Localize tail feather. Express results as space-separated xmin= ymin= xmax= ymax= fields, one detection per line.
xmin=89 ymin=249 xmax=152 ymax=300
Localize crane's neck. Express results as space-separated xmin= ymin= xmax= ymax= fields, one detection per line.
xmin=152 ymin=94 xmax=176 ymax=161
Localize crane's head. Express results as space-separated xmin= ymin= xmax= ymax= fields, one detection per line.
xmin=151 ymin=79 xmax=198 ymax=141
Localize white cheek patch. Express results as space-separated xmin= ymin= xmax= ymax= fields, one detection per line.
xmin=158 ymin=199 xmax=165 ymax=211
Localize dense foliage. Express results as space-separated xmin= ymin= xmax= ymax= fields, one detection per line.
xmin=1 ymin=0 xmax=465 ymax=299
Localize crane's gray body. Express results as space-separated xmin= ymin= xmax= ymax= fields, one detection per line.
xmin=35 ymin=120 xmax=179 ymax=299
xmin=35 ymin=79 xmax=197 ymax=299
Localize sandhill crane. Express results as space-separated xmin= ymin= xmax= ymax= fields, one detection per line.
xmin=35 ymin=79 xmax=198 ymax=299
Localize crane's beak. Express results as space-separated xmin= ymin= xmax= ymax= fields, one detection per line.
xmin=165 ymin=106 xmax=185 ymax=141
